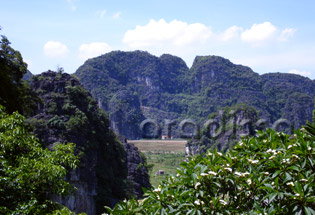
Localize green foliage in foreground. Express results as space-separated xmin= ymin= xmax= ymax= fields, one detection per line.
xmin=0 ymin=107 xmax=82 ymax=214
xmin=106 ymin=128 xmax=315 ymax=215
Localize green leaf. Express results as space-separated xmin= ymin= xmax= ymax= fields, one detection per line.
xmin=304 ymin=206 xmax=315 ymax=215
xmin=295 ymin=182 xmax=303 ymax=194
xmin=268 ymin=192 xmax=277 ymax=203
xmin=288 ymin=165 xmax=300 ymax=171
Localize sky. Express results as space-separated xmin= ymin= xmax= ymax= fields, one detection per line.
xmin=1 ymin=0 xmax=315 ymax=79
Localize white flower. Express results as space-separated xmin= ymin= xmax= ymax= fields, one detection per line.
xmin=271 ymin=182 xmax=275 ymax=186
xmin=208 ymin=171 xmax=217 ymax=176
xmin=264 ymin=172 xmax=269 ymax=176
xmin=194 ymin=200 xmax=200 ymax=205
xmin=243 ymin=172 xmax=250 ymax=176
xmin=153 ymin=187 xmax=161 ymax=192
xmin=195 ymin=182 xmax=201 ymax=189
xmin=224 ymin=167 xmax=232 ymax=172
xmin=295 ymin=193 xmax=300 ymax=197
xmin=292 ymin=154 xmax=299 ymax=159
xmin=287 ymin=182 xmax=294 ymax=186
xmin=269 ymin=156 xmax=276 ymax=160
xmin=247 ymin=179 xmax=252 ymax=185
xmin=263 ymin=139 xmax=267 ymax=143
xmin=308 ymin=146 xmax=312 ymax=151
xmin=239 ymin=141 xmax=243 ymax=146
xmin=288 ymin=145 xmax=293 ymax=149
xmin=200 ymin=173 xmax=208 ymax=177
xmin=217 ymin=152 xmax=222 ymax=156
xmin=266 ymin=149 xmax=273 ymax=153
xmin=219 ymin=199 xmax=227 ymax=205
xmin=281 ymin=158 xmax=290 ymax=164
xmin=248 ymin=159 xmax=259 ymax=164
xmin=267 ymin=149 xmax=278 ymax=155
xmin=300 ymin=179 xmax=308 ymax=182
xmin=208 ymin=152 xmax=213 ymax=156
xmin=235 ymin=172 xmax=243 ymax=177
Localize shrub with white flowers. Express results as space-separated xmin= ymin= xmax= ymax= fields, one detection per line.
xmin=105 ymin=128 xmax=315 ymax=215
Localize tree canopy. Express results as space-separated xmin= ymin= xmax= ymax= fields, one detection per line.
xmin=0 ymin=106 xmax=81 ymax=214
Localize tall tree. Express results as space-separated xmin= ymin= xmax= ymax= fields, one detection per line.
xmin=0 ymin=106 xmax=82 ymax=214
xmin=0 ymin=28 xmax=36 ymax=115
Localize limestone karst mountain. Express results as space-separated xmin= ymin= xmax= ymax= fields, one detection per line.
xmin=75 ymin=51 xmax=315 ymax=142
xmin=27 ymin=71 xmax=150 ymax=215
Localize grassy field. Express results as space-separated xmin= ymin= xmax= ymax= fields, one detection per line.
xmin=129 ymin=139 xmax=187 ymax=187
xmin=128 ymin=139 xmax=187 ymax=152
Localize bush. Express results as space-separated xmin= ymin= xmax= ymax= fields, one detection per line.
xmin=65 ymin=108 xmax=88 ymax=132
xmin=106 ymin=128 xmax=315 ymax=214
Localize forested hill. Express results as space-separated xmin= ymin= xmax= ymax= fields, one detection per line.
xmin=75 ymin=50 xmax=315 ymax=139
xmin=27 ymin=71 xmax=150 ymax=214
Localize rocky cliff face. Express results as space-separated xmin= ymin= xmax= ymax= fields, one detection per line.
xmin=109 ymin=90 xmax=145 ymax=139
xmin=27 ymin=71 xmax=149 ymax=215
xmin=75 ymin=51 xmax=315 ymax=145
xmin=119 ymin=137 xmax=151 ymax=198
xmin=75 ymin=51 xmax=191 ymax=139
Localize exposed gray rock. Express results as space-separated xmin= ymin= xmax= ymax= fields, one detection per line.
xmin=119 ymin=136 xmax=151 ymax=198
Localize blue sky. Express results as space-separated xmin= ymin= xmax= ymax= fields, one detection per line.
xmin=1 ymin=0 xmax=315 ymax=79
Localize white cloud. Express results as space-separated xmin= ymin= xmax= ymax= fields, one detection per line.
xmin=240 ymin=22 xmax=296 ymax=47
xmin=98 ymin=10 xmax=107 ymax=18
xmin=218 ymin=25 xmax=242 ymax=42
xmin=79 ymin=42 xmax=112 ymax=60
xmin=241 ymin=22 xmax=277 ymax=47
xmin=66 ymin=0 xmax=79 ymax=11
xmin=113 ymin=12 xmax=121 ymax=19
xmin=123 ymin=19 xmax=212 ymax=48
xmin=43 ymin=41 xmax=69 ymax=58
xmin=288 ymin=69 xmax=311 ymax=77
xmin=279 ymin=28 xmax=296 ymax=41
